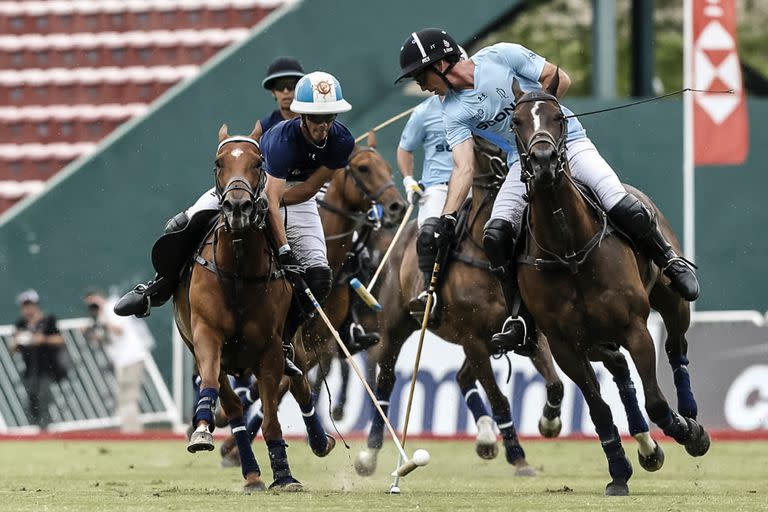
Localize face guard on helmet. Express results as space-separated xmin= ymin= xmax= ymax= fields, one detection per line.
xmin=290 ymin=71 xmax=352 ymax=115
xmin=395 ymin=28 xmax=461 ymax=86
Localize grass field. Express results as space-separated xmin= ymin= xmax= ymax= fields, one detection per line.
xmin=0 ymin=438 xmax=766 ymax=512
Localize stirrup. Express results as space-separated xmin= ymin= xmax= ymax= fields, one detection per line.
xmin=347 ymin=323 xmax=380 ymax=353
xmin=500 ymin=315 xmax=527 ymax=343
xmin=282 ymin=342 xmax=303 ymax=377
xmin=490 ymin=315 xmax=535 ymax=357
xmin=661 ymin=257 xmax=700 ymax=301
xmin=113 ymin=284 xmax=151 ymax=318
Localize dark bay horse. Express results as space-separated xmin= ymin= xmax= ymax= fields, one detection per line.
xmin=510 ymin=78 xmax=710 ymax=495
xmin=217 ymin=132 xmax=407 ymax=466
xmin=174 ymin=125 xmax=299 ymax=492
xmin=354 ymin=136 xmax=567 ymax=478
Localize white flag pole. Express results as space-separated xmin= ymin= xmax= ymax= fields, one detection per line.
xmin=683 ymin=0 xmax=696 ymax=314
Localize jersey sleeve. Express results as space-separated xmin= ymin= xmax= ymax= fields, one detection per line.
xmin=261 ymin=130 xmax=290 ymax=179
xmin=442 ymin=106 xmax=473 ymax=149
xmin=494 ymin=42 xmax=546 ymax=82
xmin=325 ymin=124 xmax=355 ymax=169
xmin=398 ymin=105 xmax=426 ymax=152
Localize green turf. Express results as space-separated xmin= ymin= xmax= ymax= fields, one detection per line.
xmin=0 ymin=438 xmax=766 ymax=512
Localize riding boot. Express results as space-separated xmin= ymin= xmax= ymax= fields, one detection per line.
xmin=489 ymin=268 xmax=538 ymax=357
xmin=281 ymin=305 xmax=304 ymax=378
xmin=608 ymin=194 xmax=699 ymax=301
xmin=409 ymin=218 xmax=440 ymax=322
xmin=114 ymin=211 xmax=191 ymax=318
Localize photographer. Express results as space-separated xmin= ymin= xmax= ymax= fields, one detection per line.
xmin=11 ymin=289 xmax=66 ymax=429
xmin=83 ymin=290 xmax=151 ymax=433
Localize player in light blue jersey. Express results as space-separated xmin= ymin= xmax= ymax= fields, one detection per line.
xmin=396 ymin=28 xmax=699 ymax=355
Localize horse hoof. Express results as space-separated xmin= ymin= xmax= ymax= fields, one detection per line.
xmin=354 ymin=449 xmax=378 ymax=477
xmin=243 ymin=474 xmax=266 ymax=493
xmin=538 ymin=416 xmax=562 ymax=438
xmin=220 ymin=447 xmax=241 ymax=468
xmin=605 ymin=480 xmax=629 ymax=496
xmin=187 ymin=429 xmax=214 ymax=453
xmin=684 ymin=419 xmax=711 ymax=457
xmin=475 ymin=416 xmax=498 ymax=460
xmin=269 ymin=476 xmax=303 ymax=492
xmin=638 ymin=441 xmax=665 ymax=472
xmin=214 ymin=405 xmax=229 ymax=429
xmin=331 ymin=405 xmax=345 ymax=422
xmin=312 ymin=434 xmax=336 ymax=458
xmin=514 ymin=461 xmax=537 ymax=477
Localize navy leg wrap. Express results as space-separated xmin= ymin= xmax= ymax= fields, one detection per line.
xmin=300 ymin=392 xmax=328 ymax=454
xmin=460 ymin=383 xmax=490 ymax=423
xmin=671 ymin=355 xmax=698 ymax=419
xmin=495 ymin=412 xmax=525 ymax=463
xmin=247 ymin=407 xmax=264 ymax=442
xmin=595 ymin=424 xmax=633 ymax=482
xmin=193 ymin=387 xmax=218 ymax=431
xmin=230 ymin=416 xmax=260 ymax=478
xmin=266 ymin=439 xmax=292 ymax=481
xmin=613 ymin=375 xmax=649 ymax=435
xmin=367 ymin=388 xmax=390 ymax=450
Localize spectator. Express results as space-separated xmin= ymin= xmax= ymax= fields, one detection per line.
xmin=83 ymin=290 xmax=151 ymax=433
xmin=11 ymin=289 xmax=66 ymax=429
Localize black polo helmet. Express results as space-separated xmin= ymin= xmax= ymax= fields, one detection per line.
xmin=262 ymin=57 xmax=305 ymax=90
xmin=395 ymin=28 xmax=461 ymax=84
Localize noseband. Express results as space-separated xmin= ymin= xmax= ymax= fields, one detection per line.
xmin=512 ymin=92 xmax=568 ymax=189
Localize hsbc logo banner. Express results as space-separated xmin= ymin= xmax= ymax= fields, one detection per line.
xmin=691 ymin=0 xmax=749 ymax=165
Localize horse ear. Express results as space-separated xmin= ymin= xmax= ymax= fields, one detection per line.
xmin=366 ymin=130 xmax=377 ymax=149
xmin=218 ymin=124 xmax=229 ymax=142
xmin=511 ymin=78 xmax=524 ymax=101
xmin=546 ymin=67 xmax=560 ymax=96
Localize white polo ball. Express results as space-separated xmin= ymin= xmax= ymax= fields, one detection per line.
xmin=413 ymin=448 xmax=430 ymax=466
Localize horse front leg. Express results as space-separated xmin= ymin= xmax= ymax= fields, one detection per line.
xmin=624 ymin=317 xmax=710 ymax=458
xmin=528 ymin=332 xmax=564 ymax=438
xmin=259 ymin=340 xmax=302 ymax=492
xmin=287 ymin=334 xmax=335 ymax=457
xmin=548 ymin=336 xmax=633 ymax=496
xmin=218 ymin=373 xmax=266 ymax=491
xmin=454 ymin=358 xmax=497 ymax=461
xmin=187 ymin=322 xmax=222 ymax=453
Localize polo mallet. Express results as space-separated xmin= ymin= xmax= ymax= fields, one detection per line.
xmin=303 ymin=286 xmax=430 ymax=479
xmin=388 ymin=246 xmax=445 ymax=493
xmin=353 ymin=106 xmax=418 ymax=144
xmin=350 ymin=202 xmax=414 ymax=312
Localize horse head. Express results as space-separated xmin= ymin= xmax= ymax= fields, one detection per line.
xmin=336 ymin=130 xmax=407 ymax=228
xmin=215 ymin=124 xmax=267 ymax=234
xmin=472 ymin=134 xmax=508 ymax=193
xmin=511 ymin=75 xmax=568 ymax=191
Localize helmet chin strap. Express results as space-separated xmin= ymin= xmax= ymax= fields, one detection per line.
xmin=432 ymin=61 xmax=458 ymax=91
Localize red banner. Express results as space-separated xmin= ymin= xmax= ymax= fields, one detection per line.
xmin=691 ymin=0 xmax=748 ymax=165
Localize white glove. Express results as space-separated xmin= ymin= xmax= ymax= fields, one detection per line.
xmin=403 ymin=176 xmax=424 ymax=205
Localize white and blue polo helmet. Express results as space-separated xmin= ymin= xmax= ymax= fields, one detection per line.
xmin=290 ymin=71 xmax=352 ymax=114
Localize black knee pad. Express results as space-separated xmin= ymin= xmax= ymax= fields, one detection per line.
xmin=608 ymin=193 xmax=656 ymax=238
xmin=305 ymin=266 xmax=333 ymax=305
xmin=164 ymin=211 xmax=190 ymax=234
xmin=417 ymin=218 xmax=439 ymax=274
xmin=482 ymin=218 xmax=517 ymax=270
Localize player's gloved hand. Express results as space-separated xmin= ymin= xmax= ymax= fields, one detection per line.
xmin=403 ymin=176 xmax=424 ymax=205
xmin=434 ymin=212 xmax=458 ymax=250
xmin=278 ymin=246 xmax=315 ymax=316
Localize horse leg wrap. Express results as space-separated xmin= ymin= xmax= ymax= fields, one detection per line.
xmin=266 ymin=439 xmax=293 ymax=481
xmin=192 ymin=387 xmax=218 ymax=432
xmin=596 ymin=424 xmax=633 ymax=482
xmin=230 ymin=417 xmax=260 ymax=478
xmin=655 ymin=408 xmax=691 ymax=443
xmin=495 ymin=413 xmax=525 ymax=464
xmin=613 ymin=375 xmax=649 ymax=435
xmin=300 ymin=393 xmax=328 ymax=454
xmin=247 ymin=406 xmax=264 ymax=442
xmin=543 ymin=382 xmax=564 ymax=420
xmin=671 ymin=355 xmax=698 ymax=419
xmin=460 ymin=383 xmax=491 ymax=423
xmin=367 ymin=388 xmax=390 ymax=450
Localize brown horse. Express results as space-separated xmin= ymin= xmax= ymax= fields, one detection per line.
xmin=354 ymin=135 xmax=566 ymax=478
xmin=510 ymin=78 xmax=710 ymax=495
xmin=217 ymin=132 xmax=407 ymax=465
xmin=174 ymin=125 xmax=299 ymax=492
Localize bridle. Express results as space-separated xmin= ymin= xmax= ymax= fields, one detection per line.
xmin=214 ymin=137 xmax=268 ymax=232
xmin=319 ymin=146 xmax=396 ymax=235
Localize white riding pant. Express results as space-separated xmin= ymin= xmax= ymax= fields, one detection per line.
xmin=417 ymin=183 xmax=473 ymax=228
xmin=488 ymin=137 xmax=627 ymax=232
xmin=186 ymin=185 xmax=328 ymax=268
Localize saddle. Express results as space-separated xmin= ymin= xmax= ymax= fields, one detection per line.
xmin=151 ymin=209 xmax=219 ymax=278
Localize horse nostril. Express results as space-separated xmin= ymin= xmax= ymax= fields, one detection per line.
xmin=222 ymin=199 xmax=233 ymax=213
xmin=389 ymin=201 xmax=404 ymax=213
xmin=241 ymin=199 xmax=253 ymax=215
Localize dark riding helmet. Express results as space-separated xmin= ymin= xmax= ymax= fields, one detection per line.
xmin=262 ymin=56 xmax=305 ymax=90
xmin=395 ymin=28 xmax=461 ymax=84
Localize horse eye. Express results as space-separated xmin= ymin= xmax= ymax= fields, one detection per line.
xmin=357 ymin=165 xmax=370 ymax=173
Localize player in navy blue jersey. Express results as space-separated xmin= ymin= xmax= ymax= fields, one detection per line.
xmin=251 ymin=56 xmax=305 ymax=141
